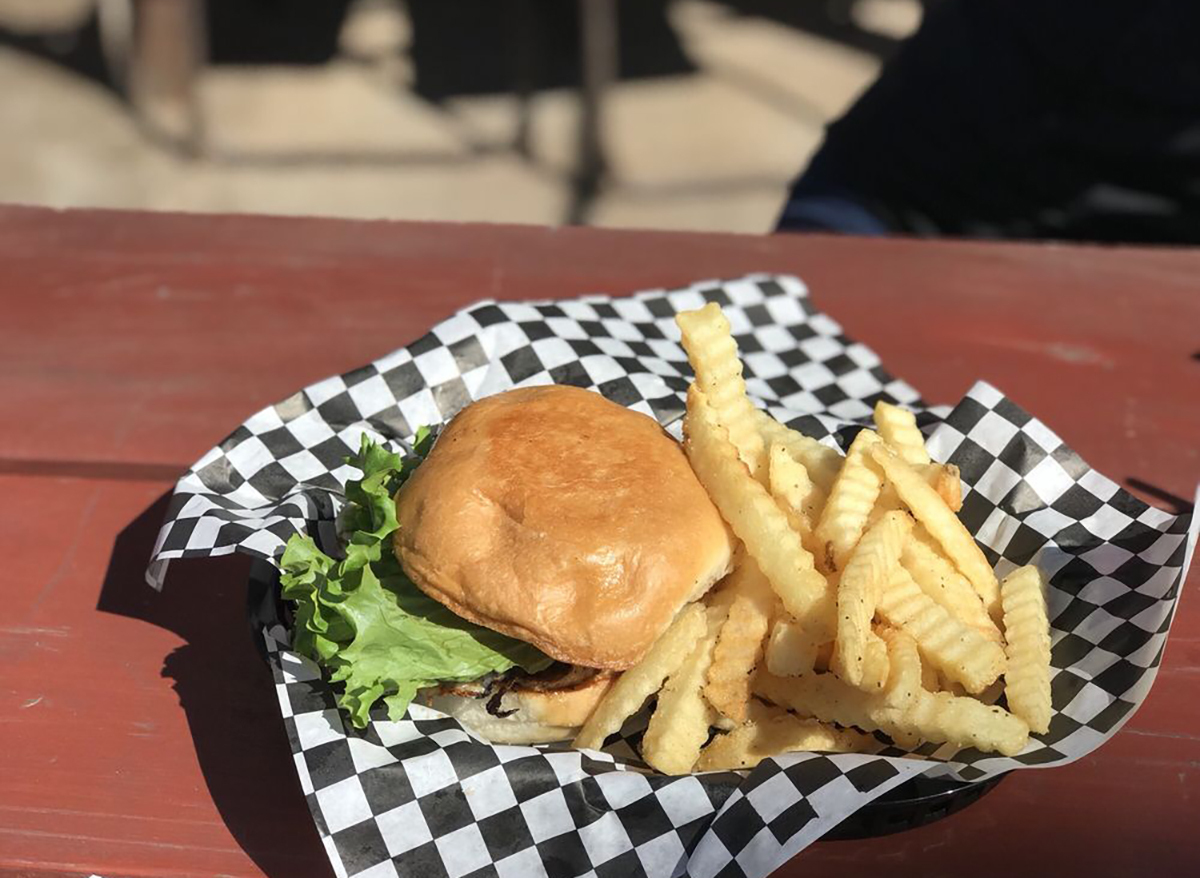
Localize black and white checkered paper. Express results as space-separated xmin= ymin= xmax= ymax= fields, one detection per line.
xmin=148 ymin=275 xmax=1197 ymax=878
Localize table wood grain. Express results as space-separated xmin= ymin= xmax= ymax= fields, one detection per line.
xmin=2 ymin=204 xmax=1197 ymax=878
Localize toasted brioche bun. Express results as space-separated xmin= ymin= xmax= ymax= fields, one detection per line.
xmin=423 ymin=672 xmax=618 ymax=744
xmin=394 ymin=385 xmax=734 ymax=670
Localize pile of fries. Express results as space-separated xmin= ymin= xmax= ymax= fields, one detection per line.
xmin=575 ymin=303 xmax=1053 ymax=774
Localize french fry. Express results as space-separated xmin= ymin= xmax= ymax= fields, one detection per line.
xmin=872 ymin=444 xmax=1002 ymax=623
xmin=874 ymin=632 xmax=1028 ymax=756
xmin=866 ymin=483 xmax=903 ymax=529
xmin=874 ymin=401 xmax=930 ymax=466
xmin=855 ymin=630 xmax=892 ymax=694
xmin=921 ymin=660 xmax=940 ymax=692
xmin=1001 ymin=565 xmax=1053 ymax=734
xmin=814 ymin=429 xmax=885 ymax=573
xmin=902 ymin=527 xmax=1001 ymax=642
xmin=877 ymin=626 xmax=923 ymax=710
xmin=754 ymin=671 xmax=909 ymax=743
xmin=676 ymin=304 xmax=767 ymax=480
xmin=696 ymin=701 xmax=874 ymax=771
xmin=869 ymin=466 xmax=960 ymax=527
xmin=757 ymin=645 xmax=1026 ymax=756
xmin=705 ymin=560 xmax=774 ymax=723
xmin=768 ymin=442 xmax=826 ymax=538
xmin=574 ymin=604 xmax=707 ymax=751
xmin=877 ymin=689 xmax=1030 ymax=757
xmin=888 ymin=727 xmax=923 ymax=751
xmin=877 ymin=565 xmax=1007 ymax=694
xmin=642 ymin=605 xmax=728 ymax=774
xmin=765 ymin=616 xmax=822 ymax=677
xmin=754 ymin=410 xmax=843 ymax=497
xmin=716 ymin=551 xmax=777 ymax=609
xmin=870 ymin=399 xmax=960 ymax=510
xmin=684 ymin=386 xmax=835 ymax=640
xmin=926 ymin=463 xmax=963 ymax=512
xmin=833 ymin=510 xmax=913 ymax=689
xmin=756 ymin=671 xmax=883 ymax=731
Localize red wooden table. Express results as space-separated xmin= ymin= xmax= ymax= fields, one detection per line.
xmin=2 ymin=204 xmax=1197 ymax=878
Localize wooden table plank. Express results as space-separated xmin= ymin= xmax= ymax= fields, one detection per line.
xmin=2 ymin=206 xmax=1197 ymax=502
xmin=0 ymin=475 xmax=328 ymax=878
xmin=1 ymin=204 xmax=1196 ymax=877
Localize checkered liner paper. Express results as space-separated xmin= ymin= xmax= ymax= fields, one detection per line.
xmin=147 ymin=275 xmax=1197 ymax=878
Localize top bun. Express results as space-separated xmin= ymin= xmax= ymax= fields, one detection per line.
xmin=393 ymin=385 xmax=734 ymax=670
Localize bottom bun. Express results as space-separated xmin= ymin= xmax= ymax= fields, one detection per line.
xmin=422 ymin=671 xmax=617 ymax=745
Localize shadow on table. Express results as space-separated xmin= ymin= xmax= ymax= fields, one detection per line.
xmin=95 ymin=492 xmax=333 ymax=878
xmin=1126 ymin=478 xmax=1195 ymax=515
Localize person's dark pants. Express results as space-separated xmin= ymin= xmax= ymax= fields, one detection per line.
xmin=776 ymin=0 xmax=1200 ymax=244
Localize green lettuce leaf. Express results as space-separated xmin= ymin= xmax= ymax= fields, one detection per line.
xmin=279 ymin=430 xmax=552 ymax=728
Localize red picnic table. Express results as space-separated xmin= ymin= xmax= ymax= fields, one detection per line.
xmin=2 ymin=204 xmax=1197 ymax=878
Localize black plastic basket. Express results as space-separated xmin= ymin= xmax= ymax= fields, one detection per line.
xmin=246 ymin=560 xmax=1005 ymax=841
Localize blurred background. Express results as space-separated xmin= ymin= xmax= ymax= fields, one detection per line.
xmin=0 ymin=0 xmax=923 ymax=233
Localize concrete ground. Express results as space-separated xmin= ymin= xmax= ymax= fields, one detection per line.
xmin=0 ymin=0 xmax=920 ymax=233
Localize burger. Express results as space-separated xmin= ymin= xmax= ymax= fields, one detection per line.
xmin=280 ymin=384 xmax=734 ymax=744
xmin=395 ymin=385 xmax=735 ymax=743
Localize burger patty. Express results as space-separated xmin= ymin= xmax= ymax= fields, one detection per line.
xmin=438 ymin=662 xmax=607 ymax=717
